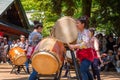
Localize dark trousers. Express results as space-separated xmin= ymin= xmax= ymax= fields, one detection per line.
xmin=91 ymin=58 xmax=101 ymax=80
xmin=80 ymin=59 xmax=93 ymax=80
xmin=29 ymin=68 xmax=38 ymax=80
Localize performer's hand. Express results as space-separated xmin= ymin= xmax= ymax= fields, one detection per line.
xmin=68 ymin=44 xmax=75 ymax=50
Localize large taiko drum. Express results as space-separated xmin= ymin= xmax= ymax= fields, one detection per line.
xmin=52 ymin=16 xmax=78 ymax=44
xmin=9 ymin=47 xmax=27 ymax=65
xmin=32 ymin=37 xmax=66 ymax=75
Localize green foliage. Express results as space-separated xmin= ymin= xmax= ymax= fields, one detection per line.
xmin=21 ymin=0 xmax=39 ymax=11
xmin=42 ymin=22 xmax=54 ymax=37
xmin=90 ymin=0 xmax=120 ymax=36
xmin=21 ymin=0 xmax=120 ymax=37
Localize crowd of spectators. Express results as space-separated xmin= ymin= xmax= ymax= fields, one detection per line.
xmin=96 ymin=33 xmax=120 ymax=73
xmin=0 ymin=35 xmax=29 ymax=64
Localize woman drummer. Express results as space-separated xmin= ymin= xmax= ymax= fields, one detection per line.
xmin=68 ymin=16 xmax=93 ymax=80
xmin=89 ymin=28 xmax=102 ymax=80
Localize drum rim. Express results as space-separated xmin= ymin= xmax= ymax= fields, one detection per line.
xmin=39 ymin=37 xmax=63 ymax=44
xmin=56 ymin=16 xmax=76 ymax=22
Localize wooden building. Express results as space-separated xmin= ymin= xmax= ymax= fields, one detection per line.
xmin=0 ymin=0 xmax=30 ymax=37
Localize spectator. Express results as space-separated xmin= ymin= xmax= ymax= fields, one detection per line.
xmin=106 ymin=36 xmax=116 ymax=52
xmin=115 ymin=48 xmax=120 ymax=73
xmin=0 ymin=35 xmax=4 ymax=63
xmin=16 ymin=39 xmax=20 ymax=44
xmin=102 ymin=36 xmax=107 ymax=53
xmin=98 ymin=34 xmax=103 ymax=53
xmin=104 ymin=50 xmax=115 ymax=71
xmin=113 ymin=45 xmax=118 ymax=55
xmin=101 ymin=53 xmax=107 ymax=71
xmin=10 ymin=40 xmax=18 ymax=49
xmin=97 ymin=34 xmax=107 ymax=54
xmin=1 ymin=37 xmax=9 ymax=63
xmin=117 ymin=37 xmax=120 ymax=48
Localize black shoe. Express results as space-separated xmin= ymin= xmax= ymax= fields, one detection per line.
xmin=17 ymin=70 xmax=20 ymax=74
xmin=62 ymin=75 xmax=67 ymax=78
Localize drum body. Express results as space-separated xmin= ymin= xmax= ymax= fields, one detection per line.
xmin=52 ymin=16 xmax=78 ymax=44
xmin=32 ymin=37 xmax=66 ymax=75
xmin=9 ymin=47 xmax=27 ymax=65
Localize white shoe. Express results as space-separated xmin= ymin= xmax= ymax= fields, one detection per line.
xmin=1 ymin=62 xmax=3 ymax=64
xmin=116 ymin=68 xmax=120 ymax=73
xmin=118 ymin=68 xmax=120 ymax=73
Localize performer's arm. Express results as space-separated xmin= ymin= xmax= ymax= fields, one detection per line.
xmin=94 ymin=38 xmax=103 ymax=63
xmin=68 ymin=36 xmax=89 ymax=49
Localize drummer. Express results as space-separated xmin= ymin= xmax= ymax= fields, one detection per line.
xmin=89 ymin=28 xmax=102 ymax=80
xmin=68 ymin=16 xmax=93 ymax=80
xmin=17 ymin=35 xmax=29 ymax=73
xmin=29 ymin=23 xmax=43 ymax=80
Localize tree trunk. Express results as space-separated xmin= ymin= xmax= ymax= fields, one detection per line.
xmin=82 ymin=0 xmax=92 ymax=17
xmin=82 ymin=0 xmax=92 ymax=28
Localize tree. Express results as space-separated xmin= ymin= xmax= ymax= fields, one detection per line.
xmin=90 ymin=0 xmax=120 ymax=36
xmin=21 ymin=0 xmax=120 ymax=36
xmin=82 ymin=0 xmax=92 ymax=17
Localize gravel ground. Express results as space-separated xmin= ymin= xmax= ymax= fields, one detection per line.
xmin=0 ymin=64 xmax=120 ymax=80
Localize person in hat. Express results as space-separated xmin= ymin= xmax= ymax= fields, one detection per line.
xmin=29 ymin=23 xmax=43 ymax=80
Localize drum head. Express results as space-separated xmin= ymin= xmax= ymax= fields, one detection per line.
xmin=15 ymin=55 xmax=27 ymax=65
xmin=32 ymin=52 xmax=60 ymax=75
xmin=9 ymin=47 xmax=27 ymax=65
xmin=53 ymin=16 xmax=78 ymax=43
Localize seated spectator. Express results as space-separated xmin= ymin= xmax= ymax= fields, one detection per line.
xmin=101 ymin=53 xmax=107 ymax=71
xmin=101 ymin=50 xmax=115 ymax=71
xmin=113 ymin=45 xmax=118 ymax=55
xmin=115 ymin=48 xmax=120 ymax=73
xmin=105 ymin=50 xmax=115 ymax=71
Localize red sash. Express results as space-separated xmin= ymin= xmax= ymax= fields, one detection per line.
xmin=76 ymin=48 xmax=94 ymax=62
xmin=26 ymin=46 xmax=35 ymax=59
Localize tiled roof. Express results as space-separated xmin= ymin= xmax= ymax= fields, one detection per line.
xmin=0 ymin=0 xmax=14 ymax=15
